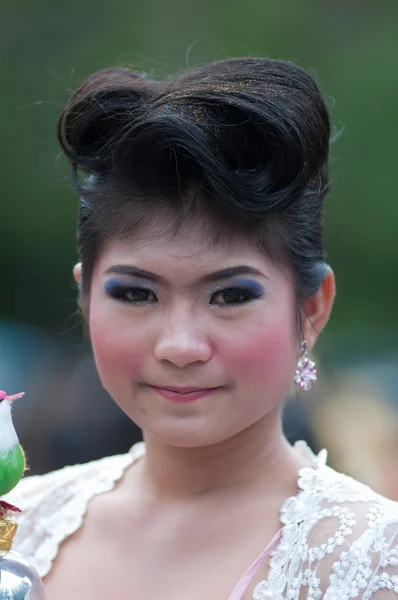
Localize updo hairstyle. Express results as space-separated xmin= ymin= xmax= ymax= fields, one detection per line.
xmin=57 ymin=57 xmax=331 ymax=328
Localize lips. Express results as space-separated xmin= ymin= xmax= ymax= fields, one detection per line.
xmin=150 ymin=385 xmax=214 ymax=394
xmin=148 ymin=384 xmax=221 ymax=403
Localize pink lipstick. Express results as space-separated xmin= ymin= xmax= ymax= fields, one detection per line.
xmin=148 ymin=385 xmax=220 ymax=403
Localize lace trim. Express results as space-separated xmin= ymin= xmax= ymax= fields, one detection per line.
xmin=9 ymin=438 xmax=398 ymax=600
xmin=252 ymin=440 xmax=327 ymax=600
xmin=15 ymin=442 xmax=145 ymax=578
xmin=12 ymin=440 xmax=322 ymax=583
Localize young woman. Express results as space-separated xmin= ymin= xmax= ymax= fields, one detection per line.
xmin=5 ymin=57 xmax=398 ymax=600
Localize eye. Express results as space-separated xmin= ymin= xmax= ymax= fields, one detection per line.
xmin=104 ymin=280 xmax=157 ymax=304
xmin=210 ymin=285 xmax=264 ymax=306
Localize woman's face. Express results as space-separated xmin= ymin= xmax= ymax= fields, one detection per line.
xmin=87 ymin=226 xmax=299 ymax=447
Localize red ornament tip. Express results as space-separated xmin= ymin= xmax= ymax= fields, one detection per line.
xmin=0 ymin=500 xmax=22 ymax=516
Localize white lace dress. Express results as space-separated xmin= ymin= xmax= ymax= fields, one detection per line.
xmin=3 ymin=441 xmax=398 ymax=600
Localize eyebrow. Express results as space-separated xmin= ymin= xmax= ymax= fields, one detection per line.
xmin=103 ymin=264 xmax=268 ymax=284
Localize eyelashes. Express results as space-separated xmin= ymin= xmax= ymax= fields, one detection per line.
xmin=104 ymin=278 xmax=265 ymax=307
xmin=104 ymin=280 xmax=156 ymax=304
xmin=210 ymin=282 xmax=264 ymax=306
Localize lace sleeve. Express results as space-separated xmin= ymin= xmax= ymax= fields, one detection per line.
xmin=321 ymin=503 xmax=398 ymax=600
xmin=250 ymin=459 xmax=398 ymax=600
xmin=367 ymin=517 xmax=398 ymax=599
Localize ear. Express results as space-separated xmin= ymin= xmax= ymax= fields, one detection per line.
xmin=72 ymin=262 xmax=89 ymax=317
xmin=301 ymin=268 xmax=336 ymax=351
xmin=73 ymin=262 xmax=82 ymax=285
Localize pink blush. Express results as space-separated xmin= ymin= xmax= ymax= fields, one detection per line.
xmin=88 ymin=315 xmax=146 ymax=389
xmin=220 ymin=318 xmax=296 ymax=396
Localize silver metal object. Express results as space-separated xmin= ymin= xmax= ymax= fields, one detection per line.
xmin=0 ymin=550 xmax=46 ymax=599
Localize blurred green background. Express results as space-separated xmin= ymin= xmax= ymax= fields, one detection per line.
xmin=1 ymin=1 xmax=398 ymax=486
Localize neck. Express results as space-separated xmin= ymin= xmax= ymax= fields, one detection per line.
xmin=136 ymin=409 xmax=308 ymax=503
xmin=0 ymin=402 xmax=18 ymax=454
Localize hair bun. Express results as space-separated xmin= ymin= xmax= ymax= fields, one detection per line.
xmin=58 ymin=67 xmax=154 ymax=171
xmin=58 ymin=58 xmax=330 ymax=218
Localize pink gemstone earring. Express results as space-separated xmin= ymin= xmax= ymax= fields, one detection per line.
xmin=294 ymin=341 xmax=317 ymax=391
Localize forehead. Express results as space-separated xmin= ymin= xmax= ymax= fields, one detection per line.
xmin=93 ymin=224 xmax=281 ymax=280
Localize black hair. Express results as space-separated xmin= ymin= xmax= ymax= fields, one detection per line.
xmin=57 ymin=57 xmax=331 ymax=328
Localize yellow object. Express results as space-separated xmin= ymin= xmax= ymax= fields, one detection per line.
xmin=0 ymin=515 xmax=18 ymax=551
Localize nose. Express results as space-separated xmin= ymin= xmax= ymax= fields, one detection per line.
xmin=154 ymin=310 xmax=212 ymax=368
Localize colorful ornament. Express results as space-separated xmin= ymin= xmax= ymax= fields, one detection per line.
xmin=0 ymin=390 xmax=46 ymax=599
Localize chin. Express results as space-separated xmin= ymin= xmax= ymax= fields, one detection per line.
xmin=141 ymin=420 xmax=236 ymax=448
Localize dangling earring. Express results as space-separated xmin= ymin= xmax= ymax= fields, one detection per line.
xmin=294 ymin=341 xmax=317 ymax=391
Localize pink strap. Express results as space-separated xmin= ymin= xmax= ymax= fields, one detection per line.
xmin=227 ymin=528 xmax=283 ymax=600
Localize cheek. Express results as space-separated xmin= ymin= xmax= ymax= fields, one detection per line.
xmin=222 ymin=317 xmax=296 ymax=387
xmin=88 ymin=309 xmax=146 ymax=388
